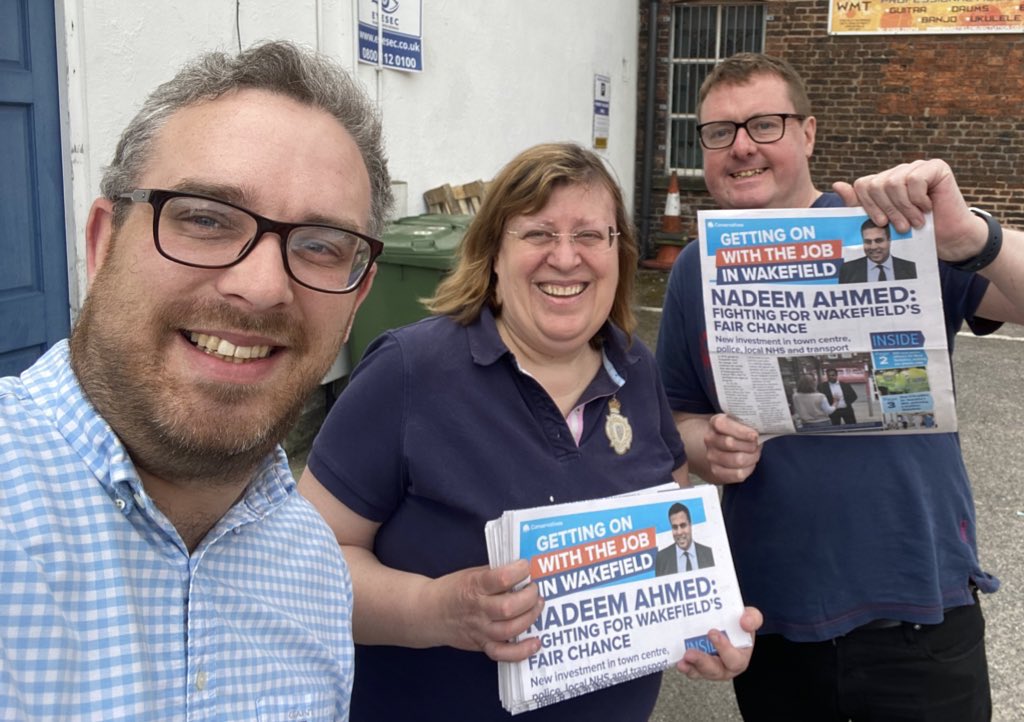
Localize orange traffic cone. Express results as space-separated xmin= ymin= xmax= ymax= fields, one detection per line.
xmin=661 ymin=171 xmax=682 ymax=233
xmin=641 ymin=171 xmax=684 ymax=270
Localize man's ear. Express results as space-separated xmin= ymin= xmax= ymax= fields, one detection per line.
xmin=85 ymin=197 xmax=116 ymax=284
xmin=802 ymin=115 xmax=817 ymax=158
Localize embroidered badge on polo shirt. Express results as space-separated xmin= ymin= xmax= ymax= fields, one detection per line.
xmin=604 ymin=396 xmax=632 ymax=455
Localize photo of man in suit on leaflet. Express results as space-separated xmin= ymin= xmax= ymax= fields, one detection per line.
xmin=655 ymin=502 xmax=715 ymax=576
xmin=839 ymin=219 xmax=917 ymax=283
xmin=818 ymin=367 xmax=858 ymax=425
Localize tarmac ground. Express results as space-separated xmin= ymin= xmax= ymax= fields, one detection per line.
xmin=288 ymin=268 xmax=1023 ymax=721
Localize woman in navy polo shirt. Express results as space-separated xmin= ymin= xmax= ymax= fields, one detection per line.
xmin=300 ymin=142 xmax=759 ymax=721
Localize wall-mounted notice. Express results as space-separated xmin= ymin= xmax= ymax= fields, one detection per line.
xmin=593 ymin=75 xmax=610 ymax=150
xmin=829 ymin=1 xmax=1024 ymax=35
xmin=357 ymin=0 xmax=424 ymax=72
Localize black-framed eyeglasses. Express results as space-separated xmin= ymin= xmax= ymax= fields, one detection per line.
xmin=696 ymin=113 xmax=807 ymax=150
xmin=117 ymin=189 xmax=383 ymax=294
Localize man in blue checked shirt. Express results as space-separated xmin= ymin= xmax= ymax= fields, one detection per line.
xmin=0 ymin=40 xmax=392 ymax=720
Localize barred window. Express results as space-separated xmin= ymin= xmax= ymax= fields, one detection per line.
xmin=669 ymin=3 xmax=765 ymax=177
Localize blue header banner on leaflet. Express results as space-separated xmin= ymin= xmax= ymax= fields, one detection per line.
xmin=357 ymin=0 xmax=423 ymax=72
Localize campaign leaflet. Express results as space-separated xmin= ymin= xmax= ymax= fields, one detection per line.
xmin=698 ymin=207 xmax=954 ymax=438
xmin=485 ymin=484 xmax=747 ymax=715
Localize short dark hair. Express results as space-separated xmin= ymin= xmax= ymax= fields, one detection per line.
xmin=861 ymin=219 xmax=891 ymax=239
xmin=668 ymin=502 xmax=691 ymax=522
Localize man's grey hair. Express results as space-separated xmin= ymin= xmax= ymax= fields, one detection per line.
xmin=100 ymin=40 xmax=393 ymax=236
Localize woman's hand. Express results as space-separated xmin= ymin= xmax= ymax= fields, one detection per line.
xmin=300 ymin=470 xmax=543 ymax=658
xmin=428 ymin=559 xmax=545 ymax=662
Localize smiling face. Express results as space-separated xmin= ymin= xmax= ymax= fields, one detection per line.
xmin=861 ymin=225 xmax=892 ymax=264
xmin=71 ymin=89 xmax=375 ymax=484
xmin=700 ymin=73 xmax=818 ymax=210
xmin=670 ymin=511 xmax=692 ymax=551
xmin=493 ymin=182 xmax=619 ymax=360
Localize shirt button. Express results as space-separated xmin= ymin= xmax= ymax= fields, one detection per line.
xmin=196 ymin=669 xmax=208 ymax=691
xmin=114 ymin=498 xmax=127 ymax=511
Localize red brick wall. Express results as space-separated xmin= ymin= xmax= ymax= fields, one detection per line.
xmin=636 ymin=0 xmax=1024 ymax=245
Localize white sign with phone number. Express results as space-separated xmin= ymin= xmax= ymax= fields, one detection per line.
xmin=357 ymin=0 xmax=423 ymax=72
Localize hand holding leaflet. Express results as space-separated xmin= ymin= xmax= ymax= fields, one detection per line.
xmin=677 ymin=606 xmax=763 ymax=681
xmin=835 ymin=158 xmax=1024 ymax=324
xmin=702 ymin=413 xmax=762 ymax=484
xmin=835 ymin=159 xmax=980 ymax=255
xmin=486 ymin=484 xmax=752 ymax=714
xmin=676 ymin=412 xmax=761 ymax=485
xmin=431 ymin=559 xmax=544 ymax=662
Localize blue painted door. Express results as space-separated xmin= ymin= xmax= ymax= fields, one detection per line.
xmin=0 ymin=1 xmax=69 ymax=377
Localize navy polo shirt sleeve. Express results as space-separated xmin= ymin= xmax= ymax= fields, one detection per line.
xmin=307 ymin=331 xmax=407 ymax=522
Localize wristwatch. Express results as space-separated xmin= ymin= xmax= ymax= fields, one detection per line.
xmin=952 ymin=208 xmax=1003 ymax=273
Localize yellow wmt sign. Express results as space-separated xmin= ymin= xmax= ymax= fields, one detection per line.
xmin=829 ymin=1 xmax=1024 ymax=34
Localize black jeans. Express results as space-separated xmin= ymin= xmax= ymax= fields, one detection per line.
xmin=733 ymin=601 xmax=991 ymax=721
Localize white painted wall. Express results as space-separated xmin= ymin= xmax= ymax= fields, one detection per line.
xmin=59 ymin=0 xmax=639 ymax=310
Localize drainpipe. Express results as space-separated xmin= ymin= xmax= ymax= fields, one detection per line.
xmin=638 ymin=0 xmax=659 ymax=260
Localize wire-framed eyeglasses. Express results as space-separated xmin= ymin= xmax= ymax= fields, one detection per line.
xmin=505 ymin=226 xmax=620 ymax=251
xmin=117 ymin=189 xmax=383 ymax=294
xmin=696 ymin=113 xmax=807 ymax=150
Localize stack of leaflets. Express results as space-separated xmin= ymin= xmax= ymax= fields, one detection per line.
xmin=485 ymin=484 xmax=748 ymax=715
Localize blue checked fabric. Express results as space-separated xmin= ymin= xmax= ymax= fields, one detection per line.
xmin=0 ymin=342 xmax=353 ymax=721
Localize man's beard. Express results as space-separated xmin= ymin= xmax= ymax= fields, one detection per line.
xmin=69 ymin=261 xmax=340 ymax=486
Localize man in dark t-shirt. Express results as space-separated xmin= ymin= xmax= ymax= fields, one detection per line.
xmin=656 ymin=52 xmax=1024 ymax=722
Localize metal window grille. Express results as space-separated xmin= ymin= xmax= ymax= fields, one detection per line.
xmin=668 ymin=3 xmax=766 ymax=177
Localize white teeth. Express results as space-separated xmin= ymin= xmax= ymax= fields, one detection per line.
xmin=187 ymin=332 xmax=272 ymax=362
xmin=539 ymin=283 xmax=585 ymax=297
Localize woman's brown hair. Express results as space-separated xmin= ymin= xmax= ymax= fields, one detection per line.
xmin=424 ymin=142 xmax=638 ymax=340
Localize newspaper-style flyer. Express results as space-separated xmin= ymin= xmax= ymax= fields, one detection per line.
xmin=698 ymin=207 xmax=954 ymax=437
xmin=485 ymin=484 xmax=748 ymax=715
